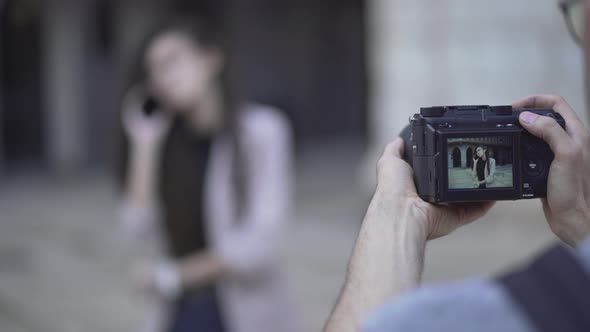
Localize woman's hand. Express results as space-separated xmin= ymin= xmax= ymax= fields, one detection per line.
xmin=375 ymin=138 xmax=495 ymax=240
xmin=131 ymin=261 xmax=181 ymax=301
xmin=514 ymin=95 xmax=590 ymax=247
xmin=131 ymin=262 xmax=160 ymax=299
xmin=122 ymin=86 xmax=172 ymax=148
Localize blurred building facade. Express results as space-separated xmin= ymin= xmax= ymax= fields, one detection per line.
xmin=1 ymin=0 xmax=586 ymax=183
xmin=0 ymin=0 xmax=368 ymax=173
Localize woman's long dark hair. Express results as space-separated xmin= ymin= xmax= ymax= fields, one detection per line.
xmin=115 ymin=16 xmax=245 ymax=256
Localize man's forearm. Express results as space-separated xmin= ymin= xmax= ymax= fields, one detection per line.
xmin=325 ymin=192 xmax=428 ymax=332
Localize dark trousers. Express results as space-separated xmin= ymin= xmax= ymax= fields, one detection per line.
xmin=478 ymin=183 xmax=486 ymax=189
xmin=168 ymin=289 xmax=225 ymax=332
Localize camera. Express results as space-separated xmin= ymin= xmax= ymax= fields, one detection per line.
xmin=401 ymin=105 xmax=565 ymax=203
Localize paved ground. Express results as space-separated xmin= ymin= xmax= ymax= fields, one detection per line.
xmin=0 ymin=144 xmax=558 ymax=332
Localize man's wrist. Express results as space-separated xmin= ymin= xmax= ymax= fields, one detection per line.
xmin=557 ymin=207 xmax=590 ymax=247
xmin=367 ymin=189 xmax=429 ymax=242
xmin=341 ymin=190 xmax=428 ymax=320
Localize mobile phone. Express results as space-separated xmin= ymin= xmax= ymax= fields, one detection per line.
xmin=142 ymin=95 xmax=160 ymax=116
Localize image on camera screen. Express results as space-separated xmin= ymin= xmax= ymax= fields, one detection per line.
xmin=447 ymin=136 xmax=514 ymax=190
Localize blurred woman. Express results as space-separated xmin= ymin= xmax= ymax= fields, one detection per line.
xmin=472 ymin=146 xmax=496 ymax=189
xmin=116 ymin=17 xmax=299 ymax=332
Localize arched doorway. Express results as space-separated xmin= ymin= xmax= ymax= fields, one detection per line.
xmin=452 ymin=147 xmax=461 ymax=168
xmin=466 ymin=147 xmax=473 ymax=168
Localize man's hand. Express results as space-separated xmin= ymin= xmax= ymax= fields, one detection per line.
xmin=514 ymin=95 xmax=590 ymax=247
xmin=325 ymin=138 xmax=494 ymax=332
xmin=376 ymin=138 xmax=495 ymax=240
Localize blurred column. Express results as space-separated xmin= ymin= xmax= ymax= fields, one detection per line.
xmin=460 ymin=146 xmax=467 ymax=169
xmin=42 ymin=0 xmax=92 ymax=172
xmin=0 ymin=0 xmax=4 ymax=173
xmin=361 ymin=0 xmax=404 ymax=192
xmin=585 ymin=0 xmax=590 ymax=114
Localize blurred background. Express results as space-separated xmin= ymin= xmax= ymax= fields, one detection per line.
xmin=0 ymin=0 xmax=586 ymax=331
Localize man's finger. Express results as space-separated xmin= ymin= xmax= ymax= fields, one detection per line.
xmin=513 ymin=95 xmax=553 ymax=109
xmin=519 ymin=112 xmax=576 ymax=163
xmin=512 ymin=94 xmax=580 ymax=123
xmin=384 ymin=137 xmax=404 ymax=159
xmin=513 ymin=95 xmax=586 ymax=140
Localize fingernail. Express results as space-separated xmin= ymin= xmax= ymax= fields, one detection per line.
xmin=520 ymin=111 xmax=539 ymax=124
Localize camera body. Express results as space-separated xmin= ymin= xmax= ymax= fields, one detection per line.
xmin=402 ymin=105 xmax=565 ymax=203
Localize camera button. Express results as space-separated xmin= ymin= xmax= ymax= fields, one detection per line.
xmin=525 ymin=158 xmax=543 ymax=175
xmin=421 ymin=107 xmax=445 ymax=117
xmin=522 ymin=182 xmax=535 ymax=198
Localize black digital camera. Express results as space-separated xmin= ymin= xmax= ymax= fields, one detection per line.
xmin=401 ymin=105 xmax=566 ymax=203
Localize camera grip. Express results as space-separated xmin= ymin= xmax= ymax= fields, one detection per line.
xmin=399 ymin=125 xmax=413 ymax=167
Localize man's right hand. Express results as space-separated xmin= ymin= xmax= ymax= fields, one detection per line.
xmin=514 ymin=95 xmax=590 ymax=247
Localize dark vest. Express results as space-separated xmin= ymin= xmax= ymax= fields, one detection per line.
xmin=160 ymin=118 xmax=212 ymax=259
xmin=498 ymin=245 xmax=590 ymax=332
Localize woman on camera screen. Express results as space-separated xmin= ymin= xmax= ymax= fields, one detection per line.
xmin=116 ymin=16 xmax=300 ymax=332
xmin=472 ymin=146 xmax=496 ymax=189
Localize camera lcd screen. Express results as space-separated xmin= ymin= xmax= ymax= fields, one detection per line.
xmin=447 ymin=136 xmax=514 ymax=190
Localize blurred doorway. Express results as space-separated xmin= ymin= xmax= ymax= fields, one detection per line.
xmin=0 ymin=0 xmax=44 ymax=169
xmin=452 ymin=148 xmax=461 ymax=168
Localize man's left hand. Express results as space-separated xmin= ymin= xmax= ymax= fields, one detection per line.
xmin=374 ymin=137 xmax=495 ymax=240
